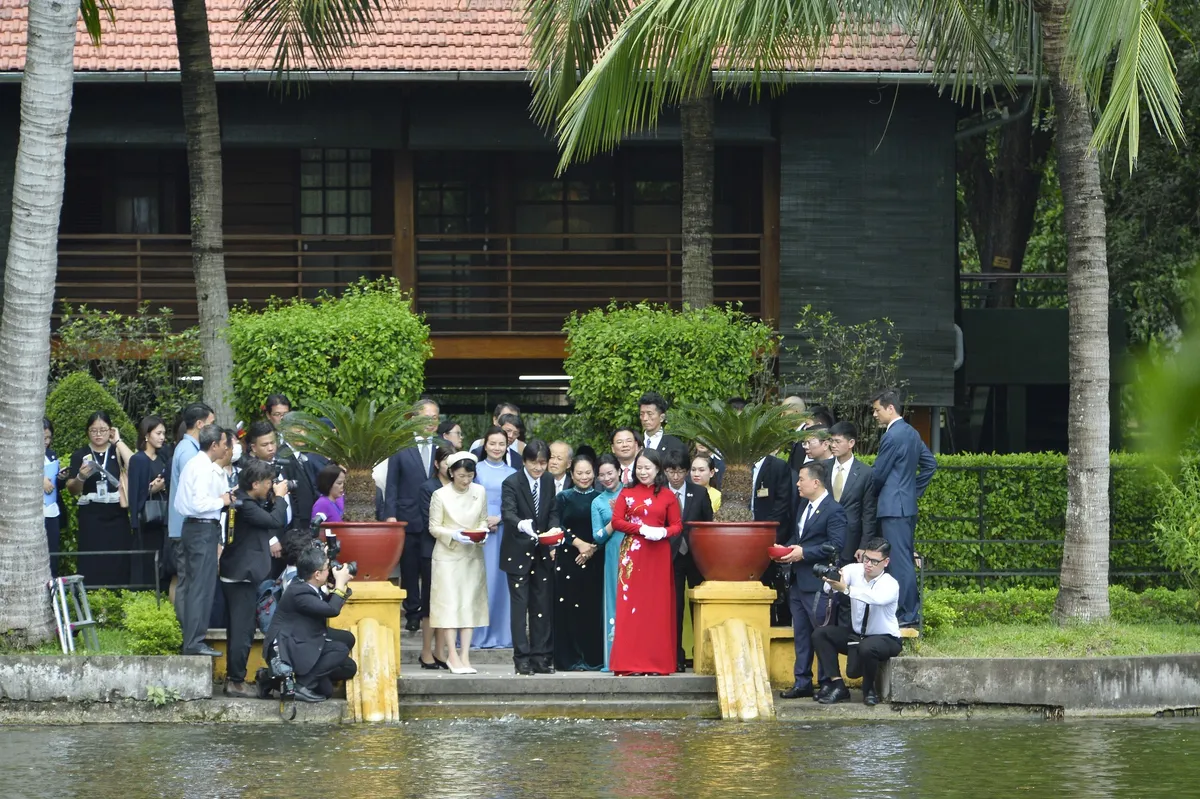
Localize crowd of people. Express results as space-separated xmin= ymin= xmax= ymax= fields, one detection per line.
xmin=44 ymin=386 xmax=937 ymax=703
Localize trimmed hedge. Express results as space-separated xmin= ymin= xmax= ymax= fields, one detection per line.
xmin=923 ymin=586 xmax=1200 ymax=635
xmin=890 ymin=453 xmax=1169 ymax=589
xmin=121 ymin=592 xmax=182 ymax=655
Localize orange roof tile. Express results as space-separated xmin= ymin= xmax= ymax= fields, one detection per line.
xmin=0 ymin=0 xmax=923 ymax=74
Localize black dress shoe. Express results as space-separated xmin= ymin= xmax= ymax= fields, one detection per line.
xmin=405 ymin=618 xmax=421 ymax=633
xmin=863 ymin=689 xmax=881 ymax=706
xmin=814 ymin=683 xmax=835 ymax=702
xmin=676 ymin=661 xmax=688 ymax=673
xmin=294 ymin=686 xmax=327 ymax=703
xmin=532 ymin=663 xmax=556 ymax=674
xmin=818 ymin=685 xmax=852 ymax=705
xmin=515 ymin=663 xmax=534 ymax=676
xmin=780 ymin=684 xmax=815 ymax=699
xmin=191 ymin=645 xmax=222 ymax=657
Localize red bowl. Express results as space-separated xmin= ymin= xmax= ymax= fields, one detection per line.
xmin=538 ymin=532 xmax=565 ymax=546
xmin=768 ymin=545 xmax=793 ymax=560
xmin=462 ymin=530 xmax=487 ymax=543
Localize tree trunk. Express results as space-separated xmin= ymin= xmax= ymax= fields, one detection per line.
xmin=1040 ymin=0 xmax=1111 ymax=622
xmin=173 ymin=0 xmax=234 ymax=424
xmin=714 ymin=464 xmax=753 ymax=523
xmin=680 ymin=89 xmax=714 ymax=309
xmin=0 ymin=0 xmax=78 ymax=646
xmin=343 ymin=470 xmax=377 ymax=523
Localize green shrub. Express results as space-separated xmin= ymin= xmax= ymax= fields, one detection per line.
xmin=88 ymin=588 xmax=127 ymax=628
xmin=45 ymin=372 xmax=137 ymax=458
xmin=226 ymin=278 xmax=432 ymax=422
xmin=1109 ymin=584 xmax=1200 ymax=625
xmin=563 ymin=302 xmax=776 ymax=447
xmin=1152 ymin=461 xmax=1200 ymax=589
xmin=920 ymin=592 xmax=960 ymax=636
xmin=121 ymin=592 xmax=182 ymax=655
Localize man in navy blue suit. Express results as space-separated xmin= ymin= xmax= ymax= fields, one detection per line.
xmin=777 ymin=461 xmax=845 ymax=699
xmin=383 ymin=398 xmax=440 ymax=632
xmin=870 ymin=388 xmax=937 ymax=626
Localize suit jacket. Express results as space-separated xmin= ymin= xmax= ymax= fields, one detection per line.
xmin=786 ymin=441 xmax=808 ymax=473
xmin=382 ymin=446 xmax=433 ymax=525
xmin=276 ymin=452 xmax=317 ymax=529
xmin=416 ymin=476 xmax=444 ymax=559
xmin=265 ymin=580 xmax=346 ymax=677
xmin=821 ymin=457 xmax=878 ymax=563
xmin=784 ymin=494 xmax=847 ymax=592
xmin=645 ymin=432 xmax=689 ymax=460
xmin=219 ymin=489 xmax=288 ymax=583
xmin=499 ymin=470 xmax=562 ymax=576
xmin=669 ymin=480 xmax=714 ymax=558
xmin=872 ymin=418 xmax=937 ymax=518
xmin=753 ymin=455 xmax=797 ymax=544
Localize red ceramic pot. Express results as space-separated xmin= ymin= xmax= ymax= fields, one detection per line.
xmin=319 ymin=521 xmax=407 ymax=581
xmin=688 ymin=521 xmax=780 ymax=582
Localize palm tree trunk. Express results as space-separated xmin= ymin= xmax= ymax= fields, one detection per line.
xmin=0 ymin=0 xmax=78 ymax=646
xmin=1040 ymin=0 xmax=1111 ymax=622
xmin=343 ymin=470 xmax=378 ymax=523
xmin=680 ymin=88 xmax=714 ymax=309
xmin=173 ymin=0 xmax=235 ymax=424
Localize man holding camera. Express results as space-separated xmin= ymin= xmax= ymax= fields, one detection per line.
xmin=813 ymin=537 xmax=903 ymax=706
xmin=777 ymin=461 xmax=845 ymax=699
xmin=265 ymin=544 xmax=357 ymax=703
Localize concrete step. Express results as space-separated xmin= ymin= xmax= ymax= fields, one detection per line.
xmin=399 ymin=664 xmax=717 ymax=705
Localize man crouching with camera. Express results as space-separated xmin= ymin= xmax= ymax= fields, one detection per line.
xmin=812 ymin=537 xmax=903 ymax=706
xmin=264 ymin=543 xmax=357 ymax=703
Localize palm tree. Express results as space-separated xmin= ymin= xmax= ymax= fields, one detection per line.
xmin=0 ymin=0 xmax=111 ymax=646
xmin=526 ymin=0 xmax=714 ymax=308
xmin=550 ymin=0 xmax=1184 ymax=623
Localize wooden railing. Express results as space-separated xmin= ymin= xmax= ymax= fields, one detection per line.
xmin=55 ymin=234 xmax=394 ymax=325
xmin=415 ymin=232 xmax=763 ymax=332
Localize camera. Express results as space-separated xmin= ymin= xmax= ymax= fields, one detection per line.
xmin=812 ymin=562 xmax=842 ymax=580
xmin=323 ymin=531 xmax=358 ymax=578
xmin=269 ymin=654 xmax=296 ymax=700
xmin=272 ymin=460 xmax=298 ymax=492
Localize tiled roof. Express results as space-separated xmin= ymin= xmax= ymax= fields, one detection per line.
xmin=0 ymin=0 xmax=923 ymax=74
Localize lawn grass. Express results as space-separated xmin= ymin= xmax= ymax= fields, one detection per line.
xmin=917 ymin=622 xmax=1200 ymax=658
xmin=2 ymin=627 xmax=135 ymax=656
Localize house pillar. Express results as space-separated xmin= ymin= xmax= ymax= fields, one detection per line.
xmin=392 ymin=149 xmax=416 ymax=294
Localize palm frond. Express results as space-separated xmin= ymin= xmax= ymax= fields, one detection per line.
xmin=284 ymin=397 xmax=427 ymax=472
xmin=1065 ymin=0 xmax=1184 ymax=172
xmin=668 ymin=401 xmax=802 ymax=468
xmin=79 ymin=0 xmax=116 ymax=45
xmin=237 ymin=0 xmax=390 ymax=79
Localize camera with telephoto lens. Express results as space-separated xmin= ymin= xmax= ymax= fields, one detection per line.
xmin=812 ymin=561 xmax=842 ymax=580
xmin=323 ymin=531 xmax=358 ymax=578
xmin=269 ymin=654 xmax=296 ymax=700
xmin=272 ymin=460 xmax=298 ymax=492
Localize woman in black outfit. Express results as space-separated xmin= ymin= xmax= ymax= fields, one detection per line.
xmin=65 ymin=411 xmax=134 ymax=587
xmin=127 ymin=415 xmax=169 ymax=590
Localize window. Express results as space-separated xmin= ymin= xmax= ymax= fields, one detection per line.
xmin=299 ymin=148 xmax=372 ymax=235
xmin=114 ymin=177 xmax=161 ymax=234
xmin=514 ymin=156 xmax=617 ymax=250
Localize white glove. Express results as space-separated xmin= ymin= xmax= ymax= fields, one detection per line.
xmin=451 ymin=530 xmax=475 ymax=545
xmin=641 ymin=525 xmax=667 ymax=541
xmin=518 ymin=519 xmax=537 ymax=539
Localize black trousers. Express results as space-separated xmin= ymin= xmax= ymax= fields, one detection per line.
xmin=220 ymin=581 xmax=257 ymax=683
xmin=298 ymin=640 xmax=358 ymax=694
xmin=673 ymin=551 xmax=703 ymax=665
xmin=400 ymin=535 xmax=424 ymax=619
xmin=44 ymin=516 xmax=60 ymax=578
xmin=176 ymin=520 xmax=220 ymax=654
xmin=788 ymin=587 xmax=832 ymax=688
xmin=507 ymin=556 xmax=554 ymax=667
xmin=812 ymin=625 xmax=903 ymax=693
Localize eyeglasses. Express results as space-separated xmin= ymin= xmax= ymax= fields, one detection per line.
xmin=88 ymin=427 xmax=110 ymax=435
xmin=862 ymin=554 xmax=887 ymax=566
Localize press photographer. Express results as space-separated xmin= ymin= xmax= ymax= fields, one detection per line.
xmin=263 ymin=544 xmax=357 ymax=703
xmin=218 ymin=457 xmax=288 ymax=698
xmin=812 ymin=537 xmax=903 ymax=706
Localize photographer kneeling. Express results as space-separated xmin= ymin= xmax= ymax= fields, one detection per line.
xmin=264 ymin=544 xmax=357 ymax=703
xmin=219 ymin=457 xmax=288 ymax=697
xmin=812 ymin=537 xmax=903 ymax=706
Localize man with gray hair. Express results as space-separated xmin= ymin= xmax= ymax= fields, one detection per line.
xmin=548 ymin=440 xmax=574 ymax=495
xmin=173 ymin=423 xmax=232 ymax=657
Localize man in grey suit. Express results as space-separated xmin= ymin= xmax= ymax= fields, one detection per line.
xmin=870 ymin=389 xmax=937 ymax=626
xmin=822 ymin=421 xmax=877 ymax=566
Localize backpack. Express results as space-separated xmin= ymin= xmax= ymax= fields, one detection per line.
xmin=256 ymin=576 xmax=283 ymax=633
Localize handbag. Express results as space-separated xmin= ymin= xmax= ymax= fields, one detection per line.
xmin=140 ymin=495 xmax=168 ymax=527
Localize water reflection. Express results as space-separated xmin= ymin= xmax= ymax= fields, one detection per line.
xmin=1 ymin=718 xmax=1198 ymax=799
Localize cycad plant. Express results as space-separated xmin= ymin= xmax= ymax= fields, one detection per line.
xmin=284 ymin=398 xmax=430 ymax=522
xmin=668 ymin=401 xmax=803 ymax=523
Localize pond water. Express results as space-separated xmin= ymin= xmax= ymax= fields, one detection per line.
xmin=3 ymin=717 xmax=1198 ymax=798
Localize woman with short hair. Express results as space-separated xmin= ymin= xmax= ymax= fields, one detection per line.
xmin=66 ymin=411 xmax=134 ymax=587
xmin=311 ymin=463 xmax=348 ymax=523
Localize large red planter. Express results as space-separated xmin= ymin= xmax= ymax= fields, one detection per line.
xmin=688 ymin=521 xmax=780 ymax=582
xmin=318 ymin=521 xmax=407 ymax=581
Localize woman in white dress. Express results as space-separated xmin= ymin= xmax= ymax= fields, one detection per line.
xmin=428 ymin=451 xmax=490 ymax=674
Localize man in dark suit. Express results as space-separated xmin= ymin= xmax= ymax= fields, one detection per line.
xmin=638 ymin=391 xmax=689 ymax=460
xmin=663 ymin=450 xmax=713 ymax=671
xmin=777 ymin=461 xmax=846 ymax=699
xmin=823 ymin=421 xmax=878 ymax=565
xmin=870 ymin=388 xmax=937 ymax=626
xmin=500 ymin=439 xmax=561 ymax=675
xmin=265 ymin=545 xmax=356 ymax=703
xmin=383 ymin=398 xmax=440 ymax=632
xmin=752 ymin=452 xmax=797 ymax=626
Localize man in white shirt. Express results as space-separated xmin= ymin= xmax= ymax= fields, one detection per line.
xmin=638 ymin=391 xmax=688 ymax=459
xmin=611 ymin=427 xmax=639 ymax=485
xmin=173 ymin=423 xmax=232 ymax=657
xmin=812 ymin=537 xmax=903 ymax=706
xmin=548 ymin=441 xmax=574 ymax=495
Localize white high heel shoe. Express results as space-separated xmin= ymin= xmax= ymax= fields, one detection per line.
xmin=449 ymin=664 xmax=474 ymax=675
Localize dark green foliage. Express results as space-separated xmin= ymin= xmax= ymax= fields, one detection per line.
xmin=225 ymin=278 xmax=432 ymax=422
xmin=286 ymin=398 xmax=427 ymax=472
xmin=562 ymin=302 xmax=776 ymax=444
xmin=1151 ymin=461 xmax=1200 ymax=589
xmin=88 ymin=588 xmax=127 ymax=628
xmin=45 ymin=372 xmax=137 ymax=457
xmin=923 ymin=586 xmax=1200 ymax=636
xmin=52 ymin=303 xmax=202 ymax=425
xmin=669 ymin=401 xmax=800 ymax=470
xmin=121 ymin=592 xmax=182 ymax=655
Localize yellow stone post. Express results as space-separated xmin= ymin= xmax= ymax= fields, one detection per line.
xmin=328 ymin=581 xmax=406 ymax=673
xmin=688 ymin=581 xmax=777 ymax=675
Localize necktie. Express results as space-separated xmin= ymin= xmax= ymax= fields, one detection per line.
xmin=645 ymin=436 xmax=652 ymax=449
xmin=532 ymin=479 xmax=541 ymax=518
xmin=859 ymin=598 xmax=871 ymax=636
xmin=833 ymin=465 xmax=846 ymax=502
xmin=799 ymin=503 xmax=813 ymax=535
xmin=676 ymin=488 xmax=685 ymax=514
xmin=621 ymin=465 xmax=630 ymax=484
xmin=419 ymin=439 xmax=432 ymax=476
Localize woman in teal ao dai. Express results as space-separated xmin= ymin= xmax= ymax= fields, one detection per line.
xmin=590 ymin=453 xmax=625 ymax=671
